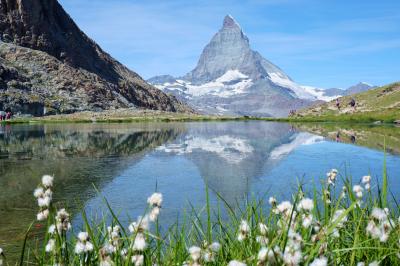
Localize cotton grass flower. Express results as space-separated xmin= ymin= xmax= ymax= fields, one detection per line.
xmin=131 ymin=254 xmax=144 ymax=266
xmin=327 ymin=169 xmax=338 ymax=186
xmin=298 ymin=198 xmax=314 ymax=212
xmin=353 ymin=185 xmax=363 ymax=198
xmin=275 ymin=201 xmax=293 ymax=216
xmin=188 ymin=246 xmax=201 ymax=262
xmin=257 ymin=247 xmax=279 ymax=265
xmin=366 ymin=207 xmax=392 ymax=243
xmin=147 ymin=192 xmax=163 ymax=207
xmin=33 ymin=187 xmax=44 ymax=198
xmin=75 ymin=232 xmax=93 ymax=254
xmin=371 ymin=207 xmax=388 ymax=221
xmin=202 ymin=242 xmax=221 ymax=262
xmin=37 ymin=196 xmax=51 ymax=207
xmin=269 ymin=197 xmax=277 ymax=206
xmin=41 ymin=175 xmax=54 ymax=188
xmin=132 ymin=232 xmax=147 ymax=251
xmin=147 ymin=192 xmax=163 ymax=221
xmin=362 ymin=175 xmax=371 ymax=190
xmin=45 ymin=239 xmax=56 ymax=253
xmin=302 ymin=213 xmax=313 ymax=228
xmin=55 ymin=208 xmax=71 ymax=232
xmin=237 ymin=220 xmax=250 ymax=241
xmin=310 ymin=256 xmax=328 ymax=266
xmin=37 ymin=209 xmax=49 ymax=221
xmin=149 ymin=206 xmax=161 ymax=221
xmin=256 ymin=223 xmax=269 ymax=245
xmin=228 ymin=260 xmax=247 ymax=266
xmin=129 ymin=215 xmax=150 ymax=234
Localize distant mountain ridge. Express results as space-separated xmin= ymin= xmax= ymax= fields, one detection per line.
xmin=0 ymin=0 xmax=189 ymax=115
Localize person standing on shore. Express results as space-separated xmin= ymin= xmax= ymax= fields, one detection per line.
xmin=0 ymin=111 xmax=5 ymax=121
xmin=336 ymin=98 xmax=340 ymax=110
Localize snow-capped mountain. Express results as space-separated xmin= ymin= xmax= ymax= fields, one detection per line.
xmin=301 ymin=82 xmax=376 ymax=101
xmin=148 ymin=15 xmax=372 ymax=117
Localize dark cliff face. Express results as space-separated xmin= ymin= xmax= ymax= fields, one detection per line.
xmin=0 ymin=0 xmax=190 ymax=115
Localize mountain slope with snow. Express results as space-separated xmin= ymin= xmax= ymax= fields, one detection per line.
xmin=148 ymin=15 xmax=374 ymax=117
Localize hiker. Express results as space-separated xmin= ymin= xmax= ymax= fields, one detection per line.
xmin=0 ymin=111 xmax=5 ymax=121
xmin=336 ymin=98 xmax=340 ymax=110
xmin=350 ymin=98 xmax=356 ymax=110
xmin=350 ymin=135 xmax=356 ymax=144
xmin=336 ymin=132 xmax=341 ymax=142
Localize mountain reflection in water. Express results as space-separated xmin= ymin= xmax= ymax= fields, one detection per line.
xmin=1 ymin=121 xmax=399 ymax=261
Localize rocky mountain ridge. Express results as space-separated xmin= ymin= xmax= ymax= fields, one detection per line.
xmin=0 ymin=0 xmax=189 ymax=115
xmin=149 ymin=16 xmax=323 ymax=117
xmin=149 ymin=16 xmax=376 ymax=117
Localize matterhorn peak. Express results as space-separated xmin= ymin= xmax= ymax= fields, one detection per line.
xmin=223 ymin=15 xmax=241 ymax=29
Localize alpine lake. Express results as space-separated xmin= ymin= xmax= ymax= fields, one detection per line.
xmin=1 ymin=121 xmax=400 ymax=259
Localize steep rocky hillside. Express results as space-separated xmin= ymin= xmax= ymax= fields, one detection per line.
xmin=0 ymin=0 xmax=189 ymax=115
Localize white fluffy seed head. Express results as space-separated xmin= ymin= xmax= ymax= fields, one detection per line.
xmin=258 ymin=247 xmax=269 ymax=262
xmin=302 ymin=214 xmax=313 ymax=228
xmin=129 ymin=215 xmax=150 ymax=233
xmin=276 ymin=201 xmax=293 ymax=217
xmin=228 ymin=260 xmax=247 ymax=266
xmin=41 ymin=175 xmax=54 ymax=188
xmin=38 ymin=196 xmax=51 ymax=207
xmin=131 ymin=254 xmax=144 ymax=266
xmin=45 ymin=239 xmax=56 ymax=253
xmin=132 ymin=233 xmax=147 ymax=251
xmin=239 ymin=220 xmax=250 ymax=233
xmin=147 ymin=192 xmax=163 ymax=207
xmin=310 ymin=256 xmax=328 ymax=266
xmin=362 ymin=175 xmax=371 ymax=184
xmin=353 ymin=185 xmax=363 ymax=193
xmin=371 ymin=208 xmax=388 ymax=221
xmin=75 ymin=242 xmax=85 ymax=254
xmin=298 ymin=198 xmax=314 ymax=212
xmin=37 ymin=209 xmax=49 ymax=221
xmin=78 ymin=232 xmax=89 ymax=242
xmin=209 ymin=242 xmax=221 ymax=253
xmin=188 ymin=246 xmax=201 ymax=261
xmin=269 ymin=197 xmax=277 ymax=206
xmin=149 ymin=206 xmax=160 ymax=221
xmin=33 ymin=187 xmax=44 ymax=198
xmin=258 ymin=223 xmax=268 ymax=235
xmin=48 ymin=224 xmax=56 ymax=234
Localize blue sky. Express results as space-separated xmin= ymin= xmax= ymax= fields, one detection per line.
xmin=59 ymin=0 xmax=400 ymax=89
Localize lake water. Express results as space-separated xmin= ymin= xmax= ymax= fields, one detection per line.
xmin=1 ymin=121 xmax=400 ymax=257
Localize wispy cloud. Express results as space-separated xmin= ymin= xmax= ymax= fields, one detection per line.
xmin=59 ymin=0 xmax=400 ymax=88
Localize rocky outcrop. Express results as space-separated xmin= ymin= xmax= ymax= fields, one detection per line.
xmin=0 ymin=0 xmax=190 ymax=115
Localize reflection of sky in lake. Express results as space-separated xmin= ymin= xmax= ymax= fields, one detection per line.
xmin=78 ymin=122 xmax=400 ymax=230
xmin=1 ymin=121 xmax=399 ymax=256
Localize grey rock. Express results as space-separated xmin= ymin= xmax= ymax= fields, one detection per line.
xmin=0 ymin=0 xmax=191 ymax=115
xmin=344 ymin=82 xmax=375 ymax=95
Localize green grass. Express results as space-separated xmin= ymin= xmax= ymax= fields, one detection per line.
xmin=1 ymin=166 xmax=399 ymax=265
xmin=292 ymin=82 xmax=400 ymax=123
